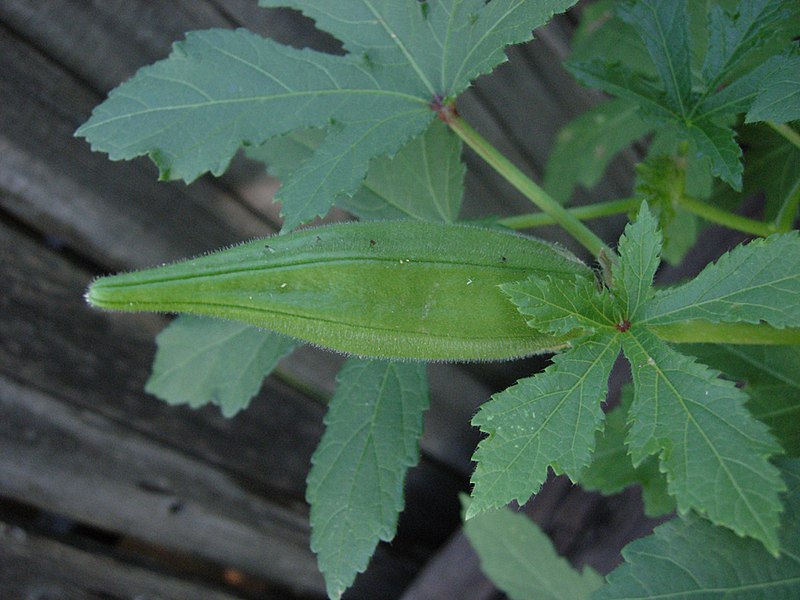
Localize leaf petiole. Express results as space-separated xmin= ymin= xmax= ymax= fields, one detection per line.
xmin=651 ymin=321 xmax=800 ymax=346
xmin=768 ymin=121 xmax=800 ymax=153
xmin=775 ymin=181 xmax=800 ymax=233
xmin=501 ymin=193 xmax=778 ymax=239
xmin=499 ymin=198 xmax=641 ymax=230
xmin=677 ymin=194 xmax=777 ymax=237
xmin=442 ymin=106 xmax=614 ymax=260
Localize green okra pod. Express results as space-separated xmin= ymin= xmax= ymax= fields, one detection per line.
xmin=87 ymin=221 xmax=592 ymax=360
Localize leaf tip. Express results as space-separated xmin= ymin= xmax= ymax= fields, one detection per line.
xmin=464 ymin=501 xmax=484 ymax=521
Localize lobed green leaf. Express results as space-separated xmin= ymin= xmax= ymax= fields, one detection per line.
xmin=746 ymin=53 xmax=800 ymax=124
xmin=594 ymin=459 xmax=800 ymax=599
xmin=307 ymin=359 xmax=428 ymax=599
xmin=644 ymin=232 xmax=800 ymax=330
xmin=702 ymin=0 xmax=797 ymax=90
xmin=683 ymin=344 xmax=800 ymax=456
xmin=503 ymin=273 xmax=617 ymax=337
xmin=616 ymin=0 xmax=691 ymax=117
xmin=145 ymin=315 xmax=297 ymax=417
xmin=566 ymin=60 xmax=675 ymax=123
xmin=568 ymin=0 xmax=798 ymax=191
xmin=75 ymin=27 xmax=431 ymax=230
xmin=613 ymin=202 xmax=661 ymax=321
xmin=686 ymin=117 xmax=744 ymax=190
xmin=622 ymin=328 xmax=785 ymax=554
xmin=259 ymin=0 xmax=580 ymax=97
xmin=78 ymin=0 xmax=578 ymax=230
xmin=468 ymin=333 xmax=619 ymax=517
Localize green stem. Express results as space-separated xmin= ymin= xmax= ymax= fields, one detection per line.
xmin=768 ymin=121 xmax=800 ymax=152
xmin=651 ymin=321 xmax=800 ymax=345
xmin=499 ymin=198 xmax=640 ymax=229
xmin=677 ymin=194 xmax=776 ymax=237
xmin=501 ymin=194 xmax=777 ymax=238
xmin=775 ymin=180 xmax=800 ymax=233
xmin=444 ymin=110 xmax=613 ymax=259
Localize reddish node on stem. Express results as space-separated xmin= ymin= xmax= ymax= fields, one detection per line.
xmin=615 ymin=319 xmax=632 ymax=332
xmin=430 ymin=94 xmax=458 ymax=124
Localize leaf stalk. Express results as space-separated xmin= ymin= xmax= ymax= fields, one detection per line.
xmin=677 ymin=194 xmax=776 ymax=237
xmin=442 ymin=106 xmax=614 ymax=259
xmin=651 ymin=321 xmax=800 ymax=346
xmin=499 ymin=198 xmax=641 ymax=230
xmin=768 ymin=121 xmax=800 ymax=152
xmin=775 ymin=181 xmax=800 ymax=233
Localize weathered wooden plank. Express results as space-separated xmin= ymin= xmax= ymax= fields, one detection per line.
xmin=399 ymin=529 xmax=498 ymax=600
xmin=0 ymin=375 xmax=324 ymax=596
xmin=0 ymin=212 xmax=322 ymax=504
xmin=0 ymin=0 xmax=232 ymax=93
xmin=0 ymin=521 xmax=255 ymax=600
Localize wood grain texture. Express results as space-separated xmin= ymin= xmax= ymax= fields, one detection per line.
xmin=0 ymin=215 xmax=325 ymax=503
xmin=0 ymin=521 xmax=248 ymax=600
xmin=399 ymin=529 xmax=498 ymax=600
xmin=0 ymin=0 xmax=231 ymax=93
xmin=0 ymin=376 xmax=323 ymax=595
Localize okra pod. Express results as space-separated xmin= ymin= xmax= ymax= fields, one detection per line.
xmin=87 ymin=221 xmax=592 ymax=360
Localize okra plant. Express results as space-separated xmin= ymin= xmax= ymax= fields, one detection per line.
xmin=79 ymin=0 xmax=800 ymax=598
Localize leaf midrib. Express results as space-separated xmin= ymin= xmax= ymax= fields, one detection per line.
xmin=77 ymin=88 xmax=428 ymax=133
xmin=627 ymin=330 xmax=774 ymax=545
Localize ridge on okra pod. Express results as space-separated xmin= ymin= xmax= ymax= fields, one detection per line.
xmin=87 ymin=220 xmax=593 ymax=361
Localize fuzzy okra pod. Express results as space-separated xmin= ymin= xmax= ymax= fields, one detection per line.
xmin=87 ymin=221 xmax=592 ymax=360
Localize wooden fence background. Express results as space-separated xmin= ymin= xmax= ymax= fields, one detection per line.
xmin=0 ymin=1 xmax=671 ymax=598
